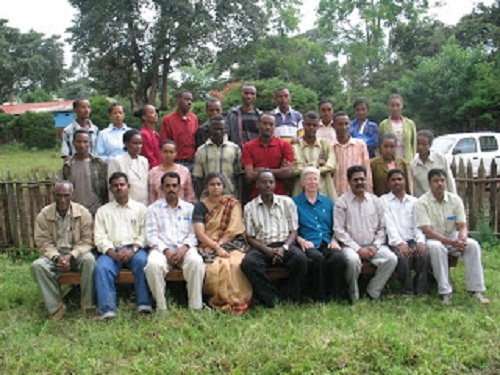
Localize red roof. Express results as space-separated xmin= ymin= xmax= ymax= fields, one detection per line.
xmin=0 ymin=100 xmax=74 ymax=115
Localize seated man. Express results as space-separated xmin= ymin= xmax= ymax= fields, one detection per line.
xmin=380 ymin=169 xmax=430 ymax=296
xmin=334 ymin=165 xmax=397 ymax=302
xmin=144 ymin=171 xmax=205 ymax=311
xmin=415 ymin=168 xmax=489 ymax=304
xmin=241 ymin=170 xmax=308 ymax=308
xmin=94 ymin=172 xmax=152 ymax=319
xmin=293 ymin=167 xmax=346 ymax=302
xmin=62 ymin=129 xmax=108 ymax=216
xmin=31 ymin=181 xmax=95 ymax=320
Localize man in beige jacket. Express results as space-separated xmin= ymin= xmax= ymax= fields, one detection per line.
xmin=31 ymin=181 xmax=95 ymax=320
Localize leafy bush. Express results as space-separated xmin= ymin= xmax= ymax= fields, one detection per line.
xmin=192 ymin=101 xmax=208 ymax=124
xmin=15 ymin=112 xmax=56 ymax=149
xmin=89 ymin=95 xmax=112 ymax=129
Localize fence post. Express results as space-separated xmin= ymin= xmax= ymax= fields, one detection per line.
xmin=456 ymin=158 xmax=466 ymax=199
xmin=0 ymin=176 xmax=9 ymax=248
xmin=6 ymin=172 xmax=19 ymax=248
xmin=15 ymin=177 xmax=30 ymax=247
xmin=489 ymin=160 xmax=498 ymax=232
xmin=466 ymin=161 xmax=476 ymax=230
xmin=476 ymin=160 xmax=486 ymax=226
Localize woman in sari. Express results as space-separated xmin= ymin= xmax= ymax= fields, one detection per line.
xmin=192 ymin=172 xmax=252 ymax=314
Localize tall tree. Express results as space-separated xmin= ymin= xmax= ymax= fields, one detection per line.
xmin=67 ymin=0 xmax=300 ymax=110
xmin=0 ymin=20 xmax=66 ymax=102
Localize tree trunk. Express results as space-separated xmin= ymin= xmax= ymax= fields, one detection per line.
xmin=160 ymin=57 xmax=171 ymax=110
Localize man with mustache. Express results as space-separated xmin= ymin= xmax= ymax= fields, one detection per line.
xmin=334 ymin=165 xmax=397 ymax=303
xmin=144 ymin=171 xmax=205 ymax=311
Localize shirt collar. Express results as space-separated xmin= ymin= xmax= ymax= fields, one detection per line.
xmin=258 ymin=136 xmax=278 ymax=147
xmin=206 ymin=138 xmax=228 ymax=146
xmin=256 ymin=194 xmax=277 ymax=206
xmin=387 ymin=191 xmax=409 ymax=202
xmin=300 ymin=138 xmax=321 ymax=149
xmin=430 ymin=191 xmax=450 ymax=203
xmin=273 ymin=106 xmax=293 ymax=116
xmin=415 ymin=151 xmax=435 ymax=165
xmin=160 ymin=198 xmax=185 ymax=210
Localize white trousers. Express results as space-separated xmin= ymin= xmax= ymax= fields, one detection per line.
xmin=144 ymin=248 xmax=205 ymax=310
xmin=427 ymin=238 xmax=485 ymax=295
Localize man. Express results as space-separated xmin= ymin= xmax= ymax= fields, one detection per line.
xmin=415 ymin=168 xmax=489 ymax=304
xmin=94 ymin=172 xmax=152 ymax=319
xmin=241 ymin=114 xmax=294 ymax=200
xmin=271 ymin=87 xmax=304 ymax=142
xmin=61 ymin=99 xmax=99 ymax=159
xmin=293 ymin=167 xmax=346 ymax=302
xmin=349 ymin=98 xmax=379 ymax=158
xmin=61 ymin=130 xmax=108 ymax=216
xmin=226 ymin=84 xmax=262 ymax=148
xmin=332 ymin=112 xmax=373 ymax=196
xmin=412 ymin=130 xmax=457 ymax=197
xmin=380 ymin=169 xmax=430 ymax=296
xmin=334 ymin=165 xmax=397 ymax=302
xmin=193 ymin=116 xmax=241 ymax=198
xmin=241 ymin=171 xmax=308 ymax=308
xmin=292 ymin=111 xmax=337 ymax=199
xmin=160 ymin=90 xmax=199 ymax=171
xmin=144 ymin=171 xmax=205 ymax=311
xmin=195 ymin=97 xmax=223 ymax=149
xmin=31 ymin=181 xmax=95 ymax=320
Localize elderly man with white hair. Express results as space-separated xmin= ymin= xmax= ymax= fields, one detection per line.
xmin=293 ymin=167 xmax=347 ymax=302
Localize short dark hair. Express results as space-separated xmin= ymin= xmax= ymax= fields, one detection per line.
xmin=72 ymin=99 xmax=88 ymax=109
xmin=389 ymin=94 xmax=403 ymax=104
xmin=347 ymin=165 xmax=367 ymax=180
xmin=303 ymin=111 xmax=319 ymax=121
xmin=333 ymin=111 xmax=349 ymax=121
xmin=241 ymin=84 xmax=256 ymax=92
xmin=73 ymin=129 xmax=89 ymax=141
xmin=108 ymin=102 xmax=123 ymax=114
xmin=353 ymin=97 xmax=369 ymax=109
xmin=417 ymin=130 xmax=434 ymax=145
xmin=176 ymin=89 xmax=192 ymax=99
xmin=123 ymin=129 xmax=141 ymax=149
xmin=161 ymin=171 xmax=180 ymax=185
xmin=274 ymin=87 xmax=289 ymax=95
xmin=205 ymin=172 xmax=227 ymax=188
xmin=256 ymin=169 xmax=274 ymax=181
xmin=381 ymin=133 xmax=398 ymax=144
xmin=387 ymin=168 xmax=405 ymax=180
xmin=209 ymin=115 xmax=225 ymax=127
xmin=133 ymin=104 xmax=155 ymax=118
xmin=319 ymin=98 xmax=334 ymax=108
xmin=428 ymin=168 xmax=447 ymax=181
xmin=205 ymin=97 xmax=221 ymax=108
xmin=109 ymin=171 xmax=128 ymax=185
xmin=160 ymin=140 xmax=176 ymax=149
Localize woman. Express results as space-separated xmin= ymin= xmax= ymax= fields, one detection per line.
xmin=370 ymin=133 xmax=412 ymax=196
xmin=148 ymin=140 xmax=195 ymax=204
xmin=379 ymin=94 xmax=417 ymax=162
xmin=316 ymin=99 xmax=336 ymax=141
xmin=192 ymin=172 xmax=251 ymax=313
xmin=96 ymin=102 xmax=130 ymax=163
xmin=137 ymin=104 xmax=162 ymax=168
xmin=107 ymin=129 xmax=149 ymax=205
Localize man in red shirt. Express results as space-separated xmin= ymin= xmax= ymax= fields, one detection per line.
xmin=160 ymin=90 xmax=199 ymax=171
xmin=242 ymin=114 xmax=294 ymax=200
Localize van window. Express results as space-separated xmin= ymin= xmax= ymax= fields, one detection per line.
xmin=479 ymin=136 xmax=498 ymax=152
xmin=453 ymin=138 xmax=477 ymax=154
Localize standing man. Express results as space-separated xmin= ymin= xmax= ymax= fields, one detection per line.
xmin=160 ymin=90 xmax=199 ymax=172
xmin=349 ymin=98 xmax=379 ymax=158
xmin=62 ymin=130 xmax=108 ymax=216
xmin=144 ymin=171 xmax=205 ymax=311
xmin=380 ymin=169 xmax=430 ymax=296
xmin=61 ymin=99 xmax=99 ymax=159
xmin=334 ymin=166 xmax=397 ymax=302
xmin=241 ymin=171 xmax=308 ymax=308
xmin=195 ymin=97 xmax=223 ymax=149
xmin=94 ymin=172 xmax=152 ymax=319
xmin=412 ymin=130 xmax=456 ymax=198
xmin=31 ymin=181 xmax=95 ymax=320
xmin=332 ymin=112 xmax=372 ymax=196
xmin=193 ymin=116 xmax=241 ymax=198
xmin=226 ymin=84 xmax=262 ymax=148
xmin=415 ymin=168 xmax=489 ymax=304
xmin=272 ymin=87 xmax=304 ymax=142
xmin=241 ymin=114 xmax=294 ymax=200
xmin=292 ymin=111 xmax=337 ymax=199
xmin=293 ymin=167 xmax=346 ymax=302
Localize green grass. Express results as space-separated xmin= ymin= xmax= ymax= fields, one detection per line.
xmin=0 ymin=143 xmax=62 ymax=179
xmin=1 ymin=248 xmax=499 ymax=374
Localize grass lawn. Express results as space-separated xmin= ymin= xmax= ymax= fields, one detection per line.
xmin=0 ymin=143 xmax=62 ymax=179
xmin=0 ymin=247 xmax=499 ymax=374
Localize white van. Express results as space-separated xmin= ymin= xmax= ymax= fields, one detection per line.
xmin=430 ymin=132 xmax=500 ymax=177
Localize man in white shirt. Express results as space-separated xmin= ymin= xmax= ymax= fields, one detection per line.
xmin=94 ymin=172 xmax=152 ymax=319
xmin=380 ymin=169 xmax=430 ymax=296
xmin=144 ymin=171 xmax=205 ymax=311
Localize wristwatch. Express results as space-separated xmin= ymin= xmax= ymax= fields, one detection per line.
xmin=283 ymin=244 xmax=289 ymax=252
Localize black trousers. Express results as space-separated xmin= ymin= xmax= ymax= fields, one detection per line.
xmin=241 ymin=242 xmax=308 ymax=308
xmin=306 ymin=244 xmax=347 ymax=301
xmin=390 ymin=240 xmax=430 ymax=295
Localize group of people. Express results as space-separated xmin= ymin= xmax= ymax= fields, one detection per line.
xmin=31 ymin=85 xmax=489 ymax=321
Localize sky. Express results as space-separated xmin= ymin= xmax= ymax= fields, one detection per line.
xmin=1 ymin=0 xmax=494 ymax=67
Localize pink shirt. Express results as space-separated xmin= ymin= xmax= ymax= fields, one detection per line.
xmin=148 ymin=164 xmax=196 ymax=205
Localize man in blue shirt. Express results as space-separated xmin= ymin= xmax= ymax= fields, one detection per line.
xmin=293 ymin=166 xmax=347 ymax=302
xmin=349 ymin=98 xmax=379 ymax=158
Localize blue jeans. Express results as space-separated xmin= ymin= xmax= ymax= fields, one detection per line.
xmin=94 ymin=249 xmax=152 ymax=315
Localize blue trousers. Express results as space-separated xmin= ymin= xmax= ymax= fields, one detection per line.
xmin=94 ymin=249 xmax=152 ymax=314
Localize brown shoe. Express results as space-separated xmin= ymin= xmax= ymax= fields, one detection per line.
xmin=50 ymin=305 xmax=67 ymax=321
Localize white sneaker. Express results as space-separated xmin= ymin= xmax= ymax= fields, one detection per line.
xmin=95 ymin=311 xmax=116 ymax=321
xmin=468 ymin=292 xmax=490 ymax=304
xmin=137 ymin=305 xmax=153 ymax=314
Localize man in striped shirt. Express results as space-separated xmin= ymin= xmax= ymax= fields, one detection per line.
xmin=241 ymin=170 xmax=308 ymax=308
xmin=272 ymin=87 xmax=304 ymax=142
